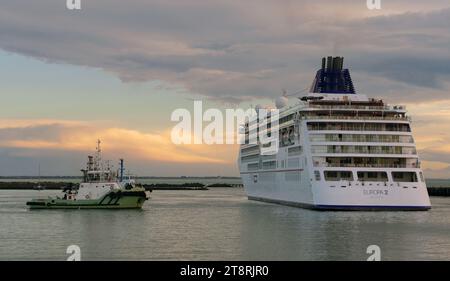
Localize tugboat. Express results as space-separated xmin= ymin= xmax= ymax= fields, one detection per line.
xmin=26 ymin=140 xmax=150 ymax=209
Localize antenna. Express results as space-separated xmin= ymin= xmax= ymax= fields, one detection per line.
xmin=96 ymin=139 xmax=101 ymax=155
xmin=283 ymin=87 xmax=310 ymax=97
xmin=95 ymin=139 xmax=102 ymax=171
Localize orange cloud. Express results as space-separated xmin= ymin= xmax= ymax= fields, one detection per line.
xmin=0 ymin=119 xmax=238 ymax=165
xmin=421 ymin=160 xmax=450 ymax=171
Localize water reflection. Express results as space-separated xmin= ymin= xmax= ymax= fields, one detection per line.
xmin=0 ymin=189 xmax=449 ymax=260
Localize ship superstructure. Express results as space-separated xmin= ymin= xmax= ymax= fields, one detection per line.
xmin=238 ymin=56 xmax=431 ymax=210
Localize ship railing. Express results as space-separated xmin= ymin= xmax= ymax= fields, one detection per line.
xmin=308 ymin=105 xmax=406 ymax=111
xmin=308 ymin=127 xmax=412 ymax=132
xmin=300 ymin=115 xmax=410 ymax=121
xmin=316 ymin=163 xmax=420 ymax=168
xmin=240 ymin=150 xmax=261 ymax=157
xmin=311 ymin=150 xmax=417 ymax=155
xmin=310 ymin=137 xmax=415 ymax=143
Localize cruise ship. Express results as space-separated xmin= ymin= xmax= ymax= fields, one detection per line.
xmin=238 ymin=56 xmax=431 ymax=210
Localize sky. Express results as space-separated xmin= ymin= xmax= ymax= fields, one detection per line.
xmin=0 ymin=0 xmax=450 ymax=178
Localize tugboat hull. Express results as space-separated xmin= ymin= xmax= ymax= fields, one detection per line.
xmin=26 ymin=190 xmax=148 ymax=209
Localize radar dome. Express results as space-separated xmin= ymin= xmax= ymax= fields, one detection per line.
xmin=275 ymin=96 xmax=288 ymax=109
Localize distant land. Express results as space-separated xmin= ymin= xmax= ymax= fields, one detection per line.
xmin=0 ymin=176 xmax=242 ymax=179
xmin=0 ymin=176 xmax=448 ymax=195
xmin=0 ymin=176 xmax=448 ymax=180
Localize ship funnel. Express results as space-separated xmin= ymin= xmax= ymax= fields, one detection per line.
xmin=322 ymin=56 xmax=344 ymax=71
xmin=119 ymin=158 xmax=124 ymax=182
xmin=309 ymin=56 xmax=355 ymax=94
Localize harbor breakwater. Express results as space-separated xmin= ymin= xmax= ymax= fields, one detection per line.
xmin=0 ymin=181 xmax=447 ymax=196
xmin=0 ymin=181 xmax=243 ymax=191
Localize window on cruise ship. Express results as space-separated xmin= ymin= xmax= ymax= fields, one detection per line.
xmin=314 ymin=171 xmax=321 ymax=181
xmin=241 ymin=145 xmax=260 ymax=155
xmin=392 ymin=172 xmax=418 ymax=182
xmin=324 ymin=171 xmax=353 ymax=181
xmin=357 ymin=171 xmax=388 ymax=182
xmin=241 ymin=155 xmax=259 ymax=163
xmin=307 ymin=122 xmax=411 ymax=132
xmin=288 ymin=146 xmax=302 ymax=156
xmin=280 ymin=126 xmax=296 ymax=147
xmin=309 ymin=134 xmax=414 ymax=143
xmin=262 ymin=160 xmax=277 ymax=170
xmin=279 ymin=113 xmax=295 ymax=124
xmin=247 ymin=163 xmax=259 ymax=171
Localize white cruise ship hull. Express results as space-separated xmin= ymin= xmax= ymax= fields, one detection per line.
xmin=242 ymin=170 xmax=431 ymax=210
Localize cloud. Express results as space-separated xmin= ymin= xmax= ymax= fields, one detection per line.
xmin=404 ymin=99 xmax=450 ymax=178
xmin=0 ymin=1 xmax=449 ymax=103
xmin=0 ymin=119 xmax=240 ymax=176
xmin=1 ymin=1 xmax=450 ymax=177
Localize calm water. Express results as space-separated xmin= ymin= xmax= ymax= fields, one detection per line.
xmin=0 ymin=188 xmax=449 ymax=261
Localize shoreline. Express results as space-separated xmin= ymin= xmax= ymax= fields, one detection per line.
xmin=0 ymin=182 xmax=447 ymax=196
xmin=0 ymin=181 xmax=243 ymax=191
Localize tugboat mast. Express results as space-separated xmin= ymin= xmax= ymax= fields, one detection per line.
xmin=94 ymin=139 xmax=102 ymax=172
